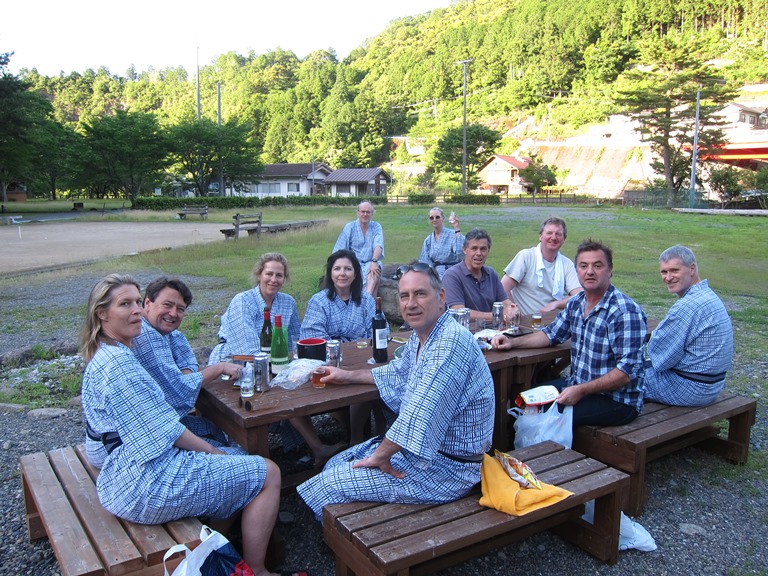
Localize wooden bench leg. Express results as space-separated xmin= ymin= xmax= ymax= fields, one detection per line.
xmin=698 ymin=408 xmax=756 ymax=464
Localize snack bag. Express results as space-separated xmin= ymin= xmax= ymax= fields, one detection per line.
xmin=514 ymin=385 xmax=559 ymax=409
xmin=494 ymin=449 xmax=542 ymax=489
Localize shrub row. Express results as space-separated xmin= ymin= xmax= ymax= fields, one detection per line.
xmin=444 ymin=194 xmax=501 ymax=205
xmin=133 ymin=195 xmax=389 ymax=211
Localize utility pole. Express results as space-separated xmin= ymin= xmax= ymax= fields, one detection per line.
xmin=218 ymin=82 xmax=224 ymax=197
xmin=689 ymin=90 xmax=701 ymax=209
xmin=457 ymin=59 xmax=473 ymax=195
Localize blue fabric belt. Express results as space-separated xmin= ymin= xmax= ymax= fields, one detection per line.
xmin=438 ymin=449 xmax=485 ymax=464
xmin=86 ymin=421 xmax=123 ymax=454
xmin=672 ymin=368 xmax=727 ymax=384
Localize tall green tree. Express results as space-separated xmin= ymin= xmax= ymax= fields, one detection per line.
xmin=0 ymin=53 xmax=52 ymax=204
xmin=81 ymin=110 xmax=170 ymax=204
xmin=167 ymin=118 xmax=263 ymax=196
xmin=519 ymin=154 xmax=557 ymax=201
xmin=431 ymin=123 xmax=502 ymax=189
xmin=613 ymin=33 xmax=738 ymax=206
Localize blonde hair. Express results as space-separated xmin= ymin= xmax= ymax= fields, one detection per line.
xmin=250 ymin=252 xmax=290 ymax=286
xmin=81 ymin=274 xmax=140 ymax=363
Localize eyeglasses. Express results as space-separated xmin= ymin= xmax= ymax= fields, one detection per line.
xmin=428 ymin=215 xmax=442 ymax=220
xmin=394 ymin=262 xmax=440 ymax=280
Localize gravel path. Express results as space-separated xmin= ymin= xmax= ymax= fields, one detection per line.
xmin=1 ymin=265 xmax=766 ymax=576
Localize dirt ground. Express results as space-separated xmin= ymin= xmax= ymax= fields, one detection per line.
xmin=0 ymin=220 xmax=226 ymax=276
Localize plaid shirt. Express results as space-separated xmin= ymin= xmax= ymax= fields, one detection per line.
xmin=543 ymin=285 xmax=647 ymax=412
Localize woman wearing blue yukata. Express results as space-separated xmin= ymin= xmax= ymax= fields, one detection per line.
xmin=80 ymin=274 xmax=285 ymax=576
xmin=419 ymin=207 xmax=465 ymax=278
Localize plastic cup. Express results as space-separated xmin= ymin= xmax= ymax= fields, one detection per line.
xmin=356 ymin=340 xmax=368 ymax=349
xmin=531 ymin=313 xmax=542 ymax=330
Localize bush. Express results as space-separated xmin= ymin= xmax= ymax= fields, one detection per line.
xmin=406 ymin=193 xmax=436 ymax=205
xmin=133 ymin=195 xmax=388 ymax=211
xmin=445 ymin=194 xmax=501 ymax=205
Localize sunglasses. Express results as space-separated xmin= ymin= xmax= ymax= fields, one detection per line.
xmin=428 ymin=215 xmax=442 ymax=220
xmin=394 ymin=262 xmax=440 ymax=280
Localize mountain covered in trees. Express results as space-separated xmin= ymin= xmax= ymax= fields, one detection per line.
xmin=3 ymin=0 xmax=768 ymax=203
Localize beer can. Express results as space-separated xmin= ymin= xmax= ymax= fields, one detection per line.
xmin=253 ymin=353 xmax=270 ymax=392
xmin=492 ymin=302 xmax=503 ymax=329
xmin=326 ymin=339 xmax=342 ymax=368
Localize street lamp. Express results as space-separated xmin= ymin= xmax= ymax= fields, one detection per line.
xmin=457 ymin=59 xmax=473 ymax=195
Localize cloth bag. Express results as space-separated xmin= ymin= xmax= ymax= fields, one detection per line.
xmin=163 ymin=525 xmax=253 ymax=576
xmin=479 ymin=454 xmax=573 ymax=516
xmin=512 ymin=401 xmax=573 ymax=449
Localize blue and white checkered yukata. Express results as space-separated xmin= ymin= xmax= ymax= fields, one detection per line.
xmin=82 ymin=342 xmax=266 ymax=524
xmin=644 ymin=279 xmax=733 ymax=406
xmin=297 ymin=313 xmax=494 ymax=522
xmin=333 ymin=220 xmax=384 ymax=290
xmin=300 ymin=290 xmax=377 ymax=342
xmin=419 ymin=229 xmax=465 ymax=278
xmin=208 ymin=288 xmax=300 ymax=364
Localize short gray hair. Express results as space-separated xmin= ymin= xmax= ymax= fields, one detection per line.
xmin=539 ymin=217 xmax=567 ymax=238
xmin=463 ymin=228 xmax=492 ymax=249
xmin=660 ymin=245 xmax=697 ymax=268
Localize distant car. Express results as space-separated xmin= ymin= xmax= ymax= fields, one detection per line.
xmin=741 ymin=189 xmax=767 ymax=197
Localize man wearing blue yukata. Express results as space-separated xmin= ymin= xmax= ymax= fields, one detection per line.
xmin=333 ymin=201 xmax=384 ymax=296
xmin=133 ymin=278 xmax=246 ymax=450
xmin=297 ymin=262 xmax=495 ymax=522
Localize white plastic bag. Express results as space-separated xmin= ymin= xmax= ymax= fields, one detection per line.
xmin=270 ymin=358 xmax=324 ymax=390
xmin=163 ymin=525 xmax=252 ymax=576
xmin=513 ymin=401 xmax=573 ymax=449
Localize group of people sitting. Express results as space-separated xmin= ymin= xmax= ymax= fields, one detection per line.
xmin=79 ymin=204 xmax=734 ymax=575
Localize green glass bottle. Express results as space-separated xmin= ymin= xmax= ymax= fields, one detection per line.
xmin=270 ymin=314 xmax=289 ymax=374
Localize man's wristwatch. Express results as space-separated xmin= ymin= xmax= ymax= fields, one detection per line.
xmin=372 ymin=258 xmax=379 ymax=263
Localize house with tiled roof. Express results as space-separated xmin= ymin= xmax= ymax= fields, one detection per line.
xmin=477 ymin=155 xmax=532 ymax=194
xmin=245 ymin=162 xmax=332 ymax=197
xmin=323 ymin=167 xmax=391 ymax=197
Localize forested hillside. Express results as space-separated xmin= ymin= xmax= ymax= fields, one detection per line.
xmin=4 ymin=0 xmax=768 ymax=202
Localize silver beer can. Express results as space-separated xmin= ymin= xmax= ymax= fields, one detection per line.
xmin=253 ymin=353 xmax=270 ymax=392
xmin=326 ymin=339 xmax=342 ymax=368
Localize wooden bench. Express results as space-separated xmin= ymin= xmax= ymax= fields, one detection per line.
xmin=20 ymin=445 xmax=202 ymax=576
xmin=177 ymin=204 xmax=209 ymax=219
xmin=573 ymin=391 xmax=757 ymax=516
xmin=220 ymin=212 xmax=263 ymax=239
xmin=323 ymin=441 xmax=628 ymax=575
xmin=260 ymin=219 xmax=328 ymax=234
xmin=1 ymin=215 xmax=23 ymax=225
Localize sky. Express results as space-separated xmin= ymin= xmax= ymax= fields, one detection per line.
xmin=3 ymin=0 xmax=451 ymax=77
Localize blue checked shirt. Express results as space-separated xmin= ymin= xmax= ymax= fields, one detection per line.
xmin=543 ymin=285 xmax=647 ymax=412
xmin=300 ymin=290 xmax=377 ymax=342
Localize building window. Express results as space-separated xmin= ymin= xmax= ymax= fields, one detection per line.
xmin=287 ymin=183 xmax=300 ymax=193
xmin=337 ymin=184 xmax=350 ymax=194
xmin=256 ymin=183 xmax=280 ymax=194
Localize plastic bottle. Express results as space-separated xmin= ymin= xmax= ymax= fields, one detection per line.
xmin=260 ymin=307 xmax=272 ymax=357
xmin=270 ymin=314 xmax=289 ymax=374
xmin=372 ymin=297 xmax=388 ymax=364
xmin=239 ymin=362 xmax=255 ymax=397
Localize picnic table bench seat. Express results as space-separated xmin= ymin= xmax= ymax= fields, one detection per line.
xmin=177 ymin=204 xmax=208 ymax=219
xmin=20 ymin=444 xmax=202 ymax=576
xmin=573 ymin=391 xmax=757 ymax=516
xmin=323 ymin=441 xmax=629 ymax=576
xmin=220 ymin=212 xmax=263 ymax=239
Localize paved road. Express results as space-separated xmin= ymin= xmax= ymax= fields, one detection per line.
xmin=0 ymin=220 xmax=226 ymax=275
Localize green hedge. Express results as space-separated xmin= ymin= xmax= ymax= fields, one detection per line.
xmin=445 ymin=194 xmax=501 ymax=205
xmin=406 ymin=193 xmax=436 ymax=205
xmin=133 ymin=195 xmax=389 ymax=211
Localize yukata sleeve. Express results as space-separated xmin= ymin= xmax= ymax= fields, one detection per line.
xmin=221 ymin=293 xmax=261 ymax=356
xmin=371 ymin=222 xmax=384 ymax=261
xmin=170 ymin=331 xmax=198 ymax=371
xmin=300 ymin=293 xmax=330 ymax=340
xmin=419 ymin=236 xmax=432 ymax=265
xmin=647 ymin=308 xmax=687 ymax=372
xmin=287 ymin=298 xmax=301 ymax=351
xmin=333 ymin=223 xmax=351 ymax=253
xmin=104 ymin=356 xmax=185 ymax=464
